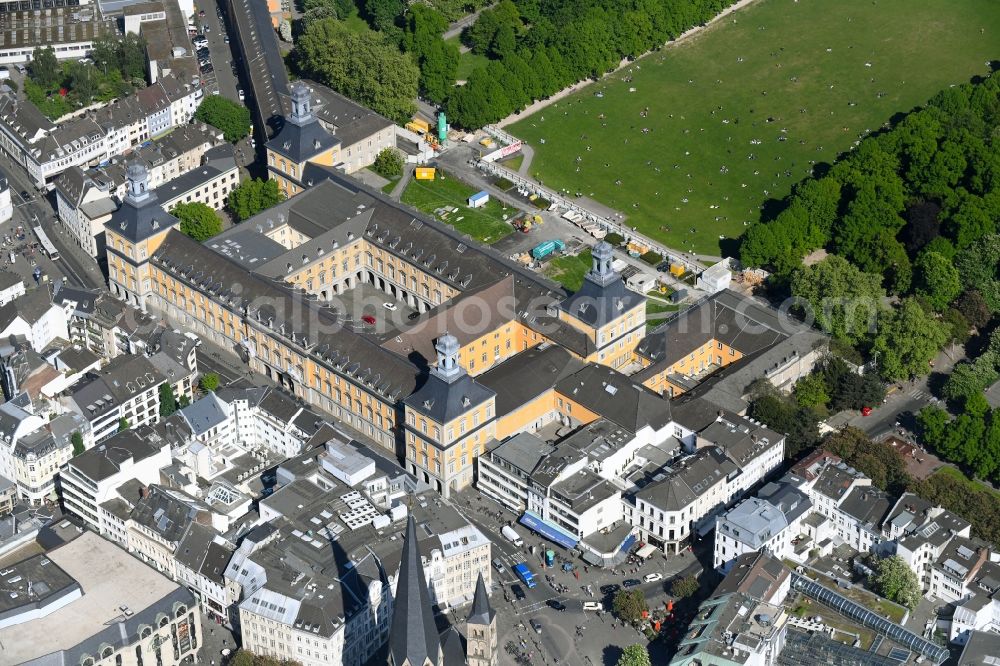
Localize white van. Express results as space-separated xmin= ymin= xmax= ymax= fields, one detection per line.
xmin=583 ymin=601 xmax=603 ymax=612
xmin=501 ymin=525 xmax=523 ymax=547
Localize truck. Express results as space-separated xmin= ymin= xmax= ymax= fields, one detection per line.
xmin=502 ymin=525 xmax=523 ymax=547
xmin=530 ymin=239 xmax=566 ymax=260
xmin=513 ymin=562 xmax=537 ymax=589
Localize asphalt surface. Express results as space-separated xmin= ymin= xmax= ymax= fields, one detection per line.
xmin=0 ymin=149 xmax=104 ymax=289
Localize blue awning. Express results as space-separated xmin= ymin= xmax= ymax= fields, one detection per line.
xmin=519 ymin=511 xmax=578 ymax=549
xmin=619 ymin=533 xmax=638 ymax=554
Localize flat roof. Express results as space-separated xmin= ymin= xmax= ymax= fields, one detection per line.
xmin=0 ymin=530 xmax=182 ymax=664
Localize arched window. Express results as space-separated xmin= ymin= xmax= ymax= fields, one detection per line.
xmin=101 ymin=646 xmax=114 ymax=659
xmin=140 ymin=626 xmax=152 ymax=639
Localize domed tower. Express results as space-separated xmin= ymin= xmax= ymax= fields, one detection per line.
xmin=104 ymin=162 xmax=179 ymax=310
xmin=265 ymin=81 xmax=340 ymax=198
xmin=557 ymin=240 xmax=647 ymax=368
xmin=402 ymin=333 xmax=496 ymax=498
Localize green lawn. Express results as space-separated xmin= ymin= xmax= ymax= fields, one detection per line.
xmin=447 ymin=36 xmax=491 ymax=81
xmin=500 ymin=153 xmax=524 ymax=172
xmin=401 ymin=171 xmax=513 ymax=244
xmin=381 ymin=177 xmax=400 ymax=194
xmin=646 ymin=296 xmax=682 ymax=329
xmin=509 ymin=0 xmax=1000 ymax=255
xmin=340 ymin=7 xmax=375 ymax=35
xmin=544 ymin=249 xmax=592 ymax=292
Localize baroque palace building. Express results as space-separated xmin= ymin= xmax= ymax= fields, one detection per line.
xmin=105 ymin=104 xmax=824 ymax=497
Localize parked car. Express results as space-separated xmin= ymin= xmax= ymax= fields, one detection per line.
xmin=407 ymin=311 xmax=420 ymax=321
xmin=362 ymin=314 xmax=376 ymax=325
xmin=546 ymin=600 xmax=567 ymax=612
xmin=529 ymin=618 xmax=543 ymax=634
xmin=511 ymin=584 xmax=525 ymax=601
xmin=382 ymin=302 xmax=397 ymax=311
xmin=238 ymin=89 xmax=245 ymax=102
xmin=583 ymin=601 xmax=603 ymax=612
xmin=623 ymin=579 xmax=641 ymax=588
xmin=198 ymin=9 xmax=205 ymax=16
xmin=643 ymin=573 xmax=663 ymax=583
xmin=492 ymin=558 xmax=504 ymax=572
xmin=600 ymin=584 xmax=620 ymax=595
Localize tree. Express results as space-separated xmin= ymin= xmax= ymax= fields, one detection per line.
xmin=278 ymin=19 xmax=293 ymax=42
xmin=30 ymin=46 xmax=60 ymax=87
xmin=612 ymin=589 xmax=647 ymax=624
xmin=955 ymin=290 xmax=993 ymax=330
xmin=747 ymin=390 xmax=820 ymax=459
xmin=871 ymin=556 xmax=921 ymax=609
xmin=872 ymin=299 xmax=948 ymax=381
xmin=955 ymin=235 xmax=1000 ymax=312
xmin=71 ymin=431 xmax=85 ymax=457
xmin=824 ymin=426 xmax=911 ymax=494
xmin=793 ymin=373 xmax=830 ymax=411
xmin=159 ymin=383 xmax=178 ymax=417
xmin=616 ymin=644 xmax=651 ymax=666
xmin=172 ymin=202 xmax=222 ymax=242
xmin=914 ymin=250 xmax=961 ymax=311
xmin=791 ymin=255 xmax=884 ymax=345
xmin=200 ymin=372 xmax=220 ymax=393
xmin=118 ymin=417 xmax=130 ymax=432
xmin=371 ymin=147 xmax=404 ymax=178
xmin=296 ymin=18 xmax=418 ymax=123
xmin=228 ymin=179 xmax=286 ymax=221
xmin=194 ymin=96 xmax=252 ymax=143
xmin=818 ymin=357 xmax=886 ymax=412
xmin=670 ymin=575 xmax=699 ymax=599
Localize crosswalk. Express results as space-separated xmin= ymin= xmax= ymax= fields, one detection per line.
xmin=908 ymin=388 xmax=928 ymax=401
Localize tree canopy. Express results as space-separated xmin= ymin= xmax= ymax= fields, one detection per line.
xmin=612 ymin=589 xmax=647 ymax=624
xmin=616 ymin=644 xmax=651 ymax=666
xmin=671 ymin=575 xmax=699 ymax=599
xmin=372 ymin=147 xmax=404 ymax=178
xmin=194 ymin=96 xmax=252 ymax=143
xmin=824 ymin=427 xmax=911 ymax=495
xmin=791 ymin=255 xmax=884 ymax=345
xmin=173 ymin=202 xmax=222 ymax=242
xmin=228 ymin=179 xmax=286 ymax=221
xmin=159 ymin=383 xmax=178 ymax=417
xmin=871 ymin=556 xmax=921 ymax=610
xmin=199 ymin=372 xmax=220 ymax=393
xmin=296 ymin=18 xmax=418 ymax=123
xmin=871 ymin=299 xmax=948 ymax=381
xmin=71 ymin=431 xmax=85 ymax=457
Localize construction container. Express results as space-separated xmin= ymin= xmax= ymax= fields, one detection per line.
xmin=531 ymin=239 xmax=566 ymax=260
xmin=415 ymin=167 xmax=436 ymax=180
xmin=669 ymin=263 xmax=686 ymax=277
xmin=468 ymin=191 xmax=490 ymax=208
xmin=479 ymin=137 xmax=493 ymax=147
xmin=407 ymin=118 xmax=431 ymax=134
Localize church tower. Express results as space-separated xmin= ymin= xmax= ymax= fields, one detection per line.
xmin=388 ymin=515 xmax=443 ymax=666
xmin=464 ymin=573 xmax=497 ymax=666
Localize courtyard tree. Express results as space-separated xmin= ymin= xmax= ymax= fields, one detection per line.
xmin=195 ymin=96 xmax=252 ymax=143
xmin=30 ymin=46 xmax=60 ymax=87
xmin=71 ymin=431 xmax=85 ymax=457
xmin=914 ymin=250 xmax=961 ymax=311
xmin=228 ymin=179 xmax=286 ymax=221
xmin=871 ymin=555 xmax=921 ymax=609
xmin=118 ymin=417 xmax=129 ymax=432
xmin=199 ymin=372 xmax=220 ymax=393
xmin=372 ymin=147 xmax=404 ymax=178
xmin=790 ymin=255 xmax=884 ymax=345
xmin=159 ymin=383 xmax=178 ymax=417
xmin=173 ymin=202 xmax=222 ymax=242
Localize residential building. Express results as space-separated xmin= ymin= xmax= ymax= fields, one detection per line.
xmin=930 ymin=536 xmax=989 ymax=604
xmin=53 ymin=166 xmax=117 ymax=256
xmin=671 ymin=552 xmax=791 ymax=666
xmin=154 ymin=150 xmax=240 ymax=212
xmin=714 ymin=477 xmax=811 ymax=572
xmin=63 ymin=353 xmax=167 ymax=442
xmin=0 ymin=167 xmax=12 ymax=224
xmin=0 ymin=287 xmax=69 ymax=352
xmin=59 ymin=425 xmax=172 ymax=533
xmin=885 ymin=492 xmax=972 ymax=591
xmin=0 ymin=270 xmax=24 ymax=306
xmin=0 ymin=526 xmax=201 ymax=666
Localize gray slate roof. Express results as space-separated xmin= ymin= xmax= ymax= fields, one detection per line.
xmin=388 ymin=514 xmax=442 ymax=666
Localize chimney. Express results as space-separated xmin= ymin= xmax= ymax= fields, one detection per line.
xmin=139 ymin=484 xmax=149 ymax=499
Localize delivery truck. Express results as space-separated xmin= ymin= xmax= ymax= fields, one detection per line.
xmin=513 ymin=562 xmax=537 ymax=588
xmin=502 ymin=525 xmax=524 ymax=547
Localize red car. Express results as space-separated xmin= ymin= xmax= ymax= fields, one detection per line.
xmin=861 ymin=406 xmax=872 ymax=416
xmin=362 ymin=314 xmax=376 ymax=325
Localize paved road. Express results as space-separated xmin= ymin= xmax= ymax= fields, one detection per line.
xmin=196 ymin=0 xmax=240 ymax=103
xmin=827 ymin=343 xmax=964 ymax=438
xmin=0 ymin=150 xmax=104 ymax=289
xmin=441 ymin=5 xmax=492 ymax=41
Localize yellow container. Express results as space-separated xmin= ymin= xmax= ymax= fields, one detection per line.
xmin=415 ymin=167 xmax=436 ymax=180
xmin=479 ymin=137 xmax=493 ymax=147
xmin=669 ymin=263 xmax=685 ymax=277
